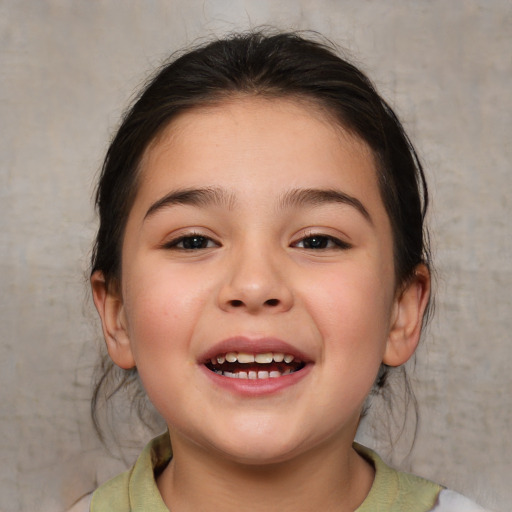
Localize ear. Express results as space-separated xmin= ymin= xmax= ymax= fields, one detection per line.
xmin=90 ymin=270 xmax=136 ymax=369
xmin=383 ymin=264 xmax=431 ymax=367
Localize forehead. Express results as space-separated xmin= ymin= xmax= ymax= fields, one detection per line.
xmin=138 ymin=97 xmax=380 ymax=199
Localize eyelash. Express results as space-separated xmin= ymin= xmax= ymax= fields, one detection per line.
xmin=163 ymin=233 xmax=219 ymax=250
xmin=163 ymin=232 xmax=351 ymax=251
xmin=292 ymin=233 xmax=351 ymax=250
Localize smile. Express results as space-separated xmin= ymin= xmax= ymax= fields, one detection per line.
xmin=205 ymin=351 xmax=306 ymax=379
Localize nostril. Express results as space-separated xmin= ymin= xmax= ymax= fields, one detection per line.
xmin=225 ymin=298 xmax=282 ymax=309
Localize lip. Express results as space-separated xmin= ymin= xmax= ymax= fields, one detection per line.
xmin=200 ymin=361 xmax=313 ymax=396
xmin=198 ymin=336 xmax=314 ymax=396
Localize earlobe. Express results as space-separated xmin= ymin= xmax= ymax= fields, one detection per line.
xmin=90 ymin=270 xmax=136 ymax=370
xmin=383 ymin=264 xmax=431 ymax=367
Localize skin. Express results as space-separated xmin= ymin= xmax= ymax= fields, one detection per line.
xmin=92 ymin=97 xmax=430 ymax=511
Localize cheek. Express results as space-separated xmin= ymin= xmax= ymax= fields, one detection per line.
xmin=121 ymin=276 xmax=200 ymax=418
xmin=121 ymin=261 xmax=209 ymax=367
xmin=306 ymin=261 xmax=395 ymax=362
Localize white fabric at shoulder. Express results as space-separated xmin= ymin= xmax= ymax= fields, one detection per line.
xmin=431 ymin=489 xmax=490 ymax=512
xmin=66 ymin=492 xmax=92 ymax=512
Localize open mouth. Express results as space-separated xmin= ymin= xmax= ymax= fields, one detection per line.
xmin=205 ymin=351 xmax=306 ymax=379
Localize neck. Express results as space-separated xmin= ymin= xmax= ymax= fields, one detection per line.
xmin=157 ymin=432 xmax=374 ymax=512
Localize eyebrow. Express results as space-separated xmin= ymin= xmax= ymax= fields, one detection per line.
xmin=144 ymin=187 xmax=236 ymax=219
xmin=144 ymin=186 xmax=372 ymax=224
xmin=279 ymin=188 xmax=372 ymax=224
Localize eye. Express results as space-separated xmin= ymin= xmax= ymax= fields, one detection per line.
xmin=293 ymin=234 xmax=350 ymax=250
xmin=164 ymin=234 xmax=219 ymax=250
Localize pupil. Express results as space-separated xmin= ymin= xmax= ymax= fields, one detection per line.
xmin=305 ymin=236 xmax=327 ymax=249
xmin=184 ymin=236 xmax=207 ymax=249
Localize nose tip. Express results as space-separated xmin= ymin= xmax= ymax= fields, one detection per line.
xmin=218 ymin=257 xmax=294 ymax=314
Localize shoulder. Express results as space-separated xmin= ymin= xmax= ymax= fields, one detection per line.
xmin=89 ymin=433 xmax=171 ymax=512
xmin=90 ymin=469 xmax=131 ymax=511
xmin=355 ymin=442 xmax=442 ymax=511
xmin=431 ymin=489 xmax=493 ymax=512
xmin=354 ymin=443 xmax=490 ymax=512
xmin=66 ymin=493 xmax=92 ymax=512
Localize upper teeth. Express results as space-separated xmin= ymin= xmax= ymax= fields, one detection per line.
xmin=211 ymin=352 xmax=295 ymax=365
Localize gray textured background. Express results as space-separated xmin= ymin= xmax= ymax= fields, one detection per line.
xmin=1 ymin=1 xmax=511 ymax=511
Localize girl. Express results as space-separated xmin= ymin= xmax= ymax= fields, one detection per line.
xmin=77 ymin=31 xmax=489 ymax=511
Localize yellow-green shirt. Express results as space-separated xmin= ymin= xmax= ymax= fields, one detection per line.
xmin=88 ymin=433 xmax=477 ymax=512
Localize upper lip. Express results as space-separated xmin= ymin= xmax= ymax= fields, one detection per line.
xmin=199 ymin=336 xmax=313 ymax=364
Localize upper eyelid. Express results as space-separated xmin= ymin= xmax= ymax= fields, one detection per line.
xmin=291 ymin=232 xmax=352 ymax=248
xmin=161 ymin=231 xmax=220 ymax=248
xmin=292 ymin=228 xmax=351 ymax=242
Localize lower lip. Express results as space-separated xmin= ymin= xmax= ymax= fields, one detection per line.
xmin=200 ymin=363 xmax=313 ymax=396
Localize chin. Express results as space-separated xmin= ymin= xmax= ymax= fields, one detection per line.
xmin=219 ymin=444 xmax=303 ymax=466
xmin=207 ymin=429 xmax=312 ymax=467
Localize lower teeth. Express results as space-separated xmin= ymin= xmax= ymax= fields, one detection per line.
xmin=215 ymin=369 xmax=292 ymax=379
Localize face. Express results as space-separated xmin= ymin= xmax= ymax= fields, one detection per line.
xmin=93 ymin=97 xmax=427 ymax=465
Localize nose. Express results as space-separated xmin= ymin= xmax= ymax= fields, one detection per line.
xmin=217 ymin=245 xmax=294 ymax=314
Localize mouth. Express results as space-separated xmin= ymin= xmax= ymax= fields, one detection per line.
xmin=205 ymin=351 xmax=306 ymax=379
